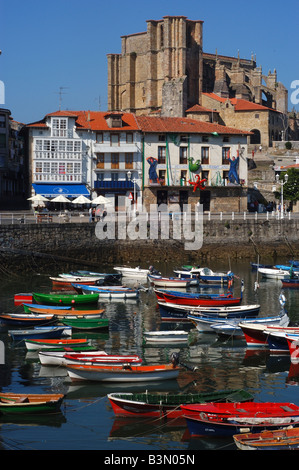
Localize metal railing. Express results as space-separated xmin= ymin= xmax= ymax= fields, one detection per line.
xmin=0 ymin=210 xmax=297 ymax=225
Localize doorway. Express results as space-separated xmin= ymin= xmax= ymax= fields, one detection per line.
xmin=179 ymin=190 xmax=189 ymax=211
xmin=200 ymin=190 xmax=211 ymax=211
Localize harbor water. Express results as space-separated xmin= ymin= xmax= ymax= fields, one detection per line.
xmin=0 ymin=259 xmax=299 ymax=451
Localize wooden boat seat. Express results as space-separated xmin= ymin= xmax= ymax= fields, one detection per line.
xmin=143 ymin=393 xmax=202 ymax=405
xmin=281 ymin=405 xmax=296 ymax=412
xmin=0 ymin=396 xmax=30 ymax=404
xmin=15 ymin=397 xmax=29 ymax=403
xmin=1 ymin=395 xmax=30 ymax=403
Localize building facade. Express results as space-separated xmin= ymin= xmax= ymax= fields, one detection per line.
xmin=0 ymin=108 xmax=27 ymax=209
xmin=27 ymin=110 xmax=141 ymax=210
xmin=107 ymin=16 xmax=288 ymax=149
xmin=107 ymin=16 xmax=203 ymax=117
xmin=135 ymin=115 xmax=249 ymax=212
xmin=27 ymin=111 xmax=248 ymax=211
xmin=27 ymin=110 xmax=249 ymax=213
xmin=201 ymin=93 xmax=286 ymax=148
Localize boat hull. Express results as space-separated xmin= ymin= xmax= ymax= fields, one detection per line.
xmin=282 ymin=278 xmax=299 ymax=288
xmin=190 ymin=313 xmax=288 ymax=334
xmin=148 ymin=275 xmax=192 ymax=288
xmin=258 ymin=268 xmax=290 ymax=280
xmin=67 ymin=364 xmax=180 ymax=382
xmin=287 ymin=335 xmax=299 ymax=358
xmin=240 ymin=324 xmax=297 ymax=348
xmin=38 ymin=349 xmax=107 ymax=366
xmin=68 ymin=271 xmax=122 ymax=283
xmin=8 ymin=326 xmax=71 ymax=341
xmin=23 ymin=304 xmax=72 ymax=313
xmin=63 ymin=354 xmax=142 ymax=367
xmin=0 ymin=313 xmax=55 ymax=327
xmin=29 ymin=307 xmax=105 ymax=318
xmin=155 ymin=289 xmax=241 ymax=307
xmin=144 ymin=331 xmax=189 ymax=343
xmin=113 ymin=267 xmax=149 ymax=278
xmin=78 ymin=285 xmax=139 ymax=299
xmin=60 ymin=318 xmax=109 ymax=330
xmin=0 ymin=393 xmax=64 ymax=415
xmin=182 ymin=401 xmax=299 ymax=437
xmin=174 ymin=267 xmax=231 ymax=284
xmin=32 ymin=292 xmax=99 ymax=306
xmin=14 ymin=293 xmax=33 ymax=306
xmin=233 ymin=428 xmax=299 ymax=450
xmin=50 ymin=276 xmax=102 ymax=290
xmin=240 ymin=323 xmax=273 ymax=347
xmin=158 ymin=301 xmax=257 ymax=322
xmin=25 ymin=338 xmax=89 ymax=351
xmin=210 ymin=314 xmax=289 ymax=337
xmin=107 ymin=389 xmax=254 ymax=418
xmin=185 ymin=415 xmax=299 ymax=437
xmin=267 ymin=332 xmax=291 ymax=354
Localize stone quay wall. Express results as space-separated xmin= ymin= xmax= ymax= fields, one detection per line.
xmin=0 ymin=217 xmax=298 ymax=274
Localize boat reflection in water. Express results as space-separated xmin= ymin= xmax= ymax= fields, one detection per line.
xmin=1 ymin=260 xmax=299 ymax=451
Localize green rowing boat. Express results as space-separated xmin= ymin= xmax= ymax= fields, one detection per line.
xmin=0 ymin=393 xmax=64 ymax=415
xmin=32 ymin=292 xmax=99 ymax=306
xmin=60 ymin=317 xmax=109 ymax=330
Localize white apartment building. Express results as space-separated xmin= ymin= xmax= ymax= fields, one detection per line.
xmin=135 ymin=115 xmax=250 ymax=212
xmin=27 ymin=111 xmax=250 ymax=212
xmin=27 ymin=111 xmax=142 ymax=210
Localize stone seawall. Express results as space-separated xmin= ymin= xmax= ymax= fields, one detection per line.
xmin=0 ymin=218 xmax=298 ymax=274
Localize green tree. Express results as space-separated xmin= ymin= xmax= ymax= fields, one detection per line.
xmin=275 ymin=168 xmax=299 ymax=209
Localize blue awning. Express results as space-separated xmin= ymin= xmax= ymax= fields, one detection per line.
xmin=94 ymin=180 xmax=134 ymax=190
xmin=32 ymin=184 xmax=89 ymax=198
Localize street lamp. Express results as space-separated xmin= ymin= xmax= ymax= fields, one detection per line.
xmin=275 ymin=173 xmax=288 ymax=219
xmin=127 ymin=170 xmax=142 ymax=215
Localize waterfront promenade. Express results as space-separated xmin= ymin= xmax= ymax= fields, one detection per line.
xmin=0 ymin=205 xmax=298 ymax=271
xmin=0 ymin=208 xmax=297 ymax=225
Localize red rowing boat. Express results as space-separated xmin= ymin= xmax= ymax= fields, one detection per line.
xmin=63 ymin=353 xmax=142 ymax=366
xmin=154 ymin=289 xmax=241 ymax=306
xmin=286 ymin=334 xmax=299 ymax=359
xmin=14 ymin=293 xmax=33 ymax=306
xmin=239 ymin=323 xmax=296 ymax=348
xmin=181 ymin=401 xmax=299 ymax=418
xmin=181 ymin=401 xmax=299 ymax=436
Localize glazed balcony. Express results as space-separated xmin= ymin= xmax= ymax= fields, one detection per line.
xmin=94 ymin=180 xmax=134 ymax=190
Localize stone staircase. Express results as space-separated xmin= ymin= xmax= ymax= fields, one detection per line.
xmin=247 ymin=146 xmax=299 ymax=207
xmin=247 ymin=151 xmax=276 ymax=203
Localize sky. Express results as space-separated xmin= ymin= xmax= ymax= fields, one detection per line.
xmin=1 ymin=0 xmax=298 ymax=124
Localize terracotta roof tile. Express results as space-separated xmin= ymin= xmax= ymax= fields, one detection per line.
xmin=202 ymin=93 xmax=278 ymax=112
xmin=186 ymin=104 xmax=219 ymax=113
xmin=136 ymin=115 xmax=250 ymax=135
xmin=27 ymin=110 xmax=250 ymax=135
xmin=281 ymin=164 xmax=299 ymax=169
xmin=26 ymin=120 xmax=48 ymax=128
xmin=27 ymin=110 xmax=140 ymax=131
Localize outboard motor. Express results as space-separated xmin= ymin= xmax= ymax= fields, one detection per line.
xmin=149 ymin=266 xmax=160 ymax=275
xmin=170 ymin=352 xmax=180 ymax=368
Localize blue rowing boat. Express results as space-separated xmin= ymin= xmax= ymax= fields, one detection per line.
xmin=8 ymin=325 xmax=71 ymax=341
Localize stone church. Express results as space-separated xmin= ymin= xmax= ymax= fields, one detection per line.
xmin=107 ymin=15 xmax=288 ymax=148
